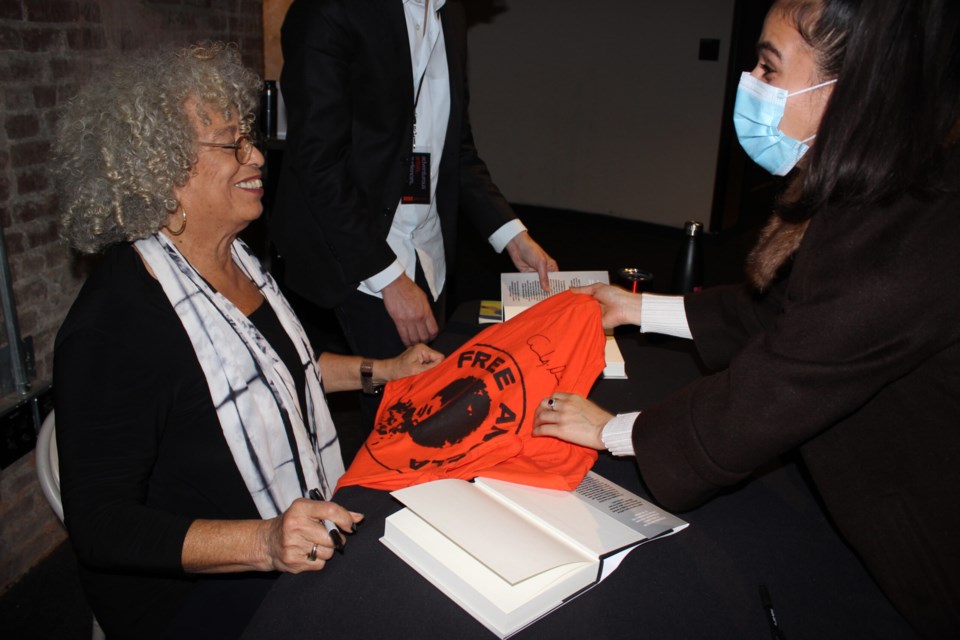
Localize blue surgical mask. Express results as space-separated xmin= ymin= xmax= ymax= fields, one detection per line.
xmin=733 ymin=72 xmax=837 ymax=176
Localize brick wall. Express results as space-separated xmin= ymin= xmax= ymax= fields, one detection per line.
xmin=0 ymin=0 xmax=265 ymax=593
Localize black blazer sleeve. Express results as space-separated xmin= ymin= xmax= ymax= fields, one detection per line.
xmin=275 ymin=0 xmax=421 ymax=309
xmin=684 ymin=280 xmax=787 ymax=371
xmin=631 ymin=188 xmax=960 ymax=512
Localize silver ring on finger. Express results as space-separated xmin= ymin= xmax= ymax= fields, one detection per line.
xmin=307 ymin=543 xmax=319 ymax=562
xmin=546 ymin=397 xmax=557 ymax=409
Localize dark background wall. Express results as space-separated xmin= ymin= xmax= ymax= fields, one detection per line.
xmin=0 ymin=0 xmax=264 ymax=594
xmin=467 ymin=0 xmax=735 ymax=229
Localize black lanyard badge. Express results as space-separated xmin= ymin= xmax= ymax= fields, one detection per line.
xmin=402 ymin=70 xmax=432 ymax=205
xmin=402 ymin=152 xmax=431 ymax=204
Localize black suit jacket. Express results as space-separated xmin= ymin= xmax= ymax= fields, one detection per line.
xmin=272 ymin=0 xmax=516 ymax=308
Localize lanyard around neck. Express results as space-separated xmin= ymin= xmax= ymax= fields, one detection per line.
xmin=413 ymin=71 xmax=427 ymax=149
xmin=411 ymin=0 xmax=432 ymax=150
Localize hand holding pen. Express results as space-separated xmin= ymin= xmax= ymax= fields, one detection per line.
xmin=256 ymin=492 xmax=362 ymax=573
xmin=308 ymin=488 xmax=352 ymax=556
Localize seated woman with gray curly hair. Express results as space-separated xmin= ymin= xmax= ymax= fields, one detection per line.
xmin=53 ymin=42 xmax=442 ymax=639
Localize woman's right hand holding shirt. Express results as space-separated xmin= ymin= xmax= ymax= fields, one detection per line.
xmin=572 ymin=284 xmax=642 ymax=330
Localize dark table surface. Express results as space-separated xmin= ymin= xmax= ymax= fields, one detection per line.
xmin=242 ymin=304 xmax=916 ymax=639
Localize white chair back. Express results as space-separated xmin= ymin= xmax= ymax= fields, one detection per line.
xmin=36 ymin=410 xmax=64 ymax=521
xmin=34 ymin=410 xmax=106 ymax=640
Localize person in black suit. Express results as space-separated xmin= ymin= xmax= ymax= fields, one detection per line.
xmin=272 ymin=0 xmax=556 ymax=365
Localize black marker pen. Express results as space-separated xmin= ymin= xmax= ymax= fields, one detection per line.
xmin=309 ymin=488 xmax=345 ymax=554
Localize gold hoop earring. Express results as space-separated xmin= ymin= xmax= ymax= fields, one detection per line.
xmin=165 ymin=206 xmax=187 ymax=236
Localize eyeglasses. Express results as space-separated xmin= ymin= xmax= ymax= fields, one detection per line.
xmin=197 ymin=135 xmax=258 ymax=164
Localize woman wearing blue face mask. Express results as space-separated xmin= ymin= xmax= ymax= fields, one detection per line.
xmin=733 ymin=51 xmax=837 ymax=176
xmin=533 ymin=0 xmax=960 ymax=636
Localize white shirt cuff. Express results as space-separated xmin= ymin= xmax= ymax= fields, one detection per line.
xmin=601 ymin=412 xmax=639 ymax=456
xmin=640 ymin=294 xmax=693 ymax=339
xmin=488 ymin=219 xmax=527 ymax=253
xmin=362 ymin=260 xmax=405 ymax=294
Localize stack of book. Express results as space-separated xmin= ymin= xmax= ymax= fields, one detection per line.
xmin=381 ymin=471 xmax=688 ymax=638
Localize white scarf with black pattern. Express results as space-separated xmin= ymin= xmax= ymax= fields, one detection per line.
xmin=135 ymin=233 xmax=343 ymax=518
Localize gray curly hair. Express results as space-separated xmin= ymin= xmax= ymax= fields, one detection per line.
xmin=55 ymin=42 xmax=262 ymax=253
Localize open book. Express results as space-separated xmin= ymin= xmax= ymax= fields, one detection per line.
xmin=499 ymin=271 xmax=626 ymax=378
xmin=381 ymin=472 xmax=688 ymax=638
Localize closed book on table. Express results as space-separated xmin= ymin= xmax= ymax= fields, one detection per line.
xmin=382 ymin=471 xmax=688 ymax=638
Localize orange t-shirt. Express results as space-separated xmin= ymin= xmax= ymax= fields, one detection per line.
xmin=337 ymin=290 xmax=607 ymax=492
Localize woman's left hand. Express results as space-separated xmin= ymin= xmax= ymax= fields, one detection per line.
xmin=382 ymin=343 xmax=444 ymax=381
xmin=532 ymin=392 xmax=612 ymax=450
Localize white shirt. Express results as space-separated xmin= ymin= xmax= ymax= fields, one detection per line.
xmin=601 ymin=294 xmax=693 ymax=456
xmin=359 ymin=0 xmax=525 ymax=300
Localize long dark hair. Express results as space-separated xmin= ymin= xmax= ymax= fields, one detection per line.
xmin=784 ymin=0 xmax=960 ymax=218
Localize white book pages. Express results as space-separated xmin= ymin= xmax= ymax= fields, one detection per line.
xmin=391 ymin=478 xmax=594 ymax=584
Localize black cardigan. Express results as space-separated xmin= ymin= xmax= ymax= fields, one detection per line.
xmin=54 ymin=244 xmax=307 ymax=639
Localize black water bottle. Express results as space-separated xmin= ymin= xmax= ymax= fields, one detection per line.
xmin=261 ymin=80 xmax=278 ymax=139
xmin=673 ymin=220 xmax=704 ymax=294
